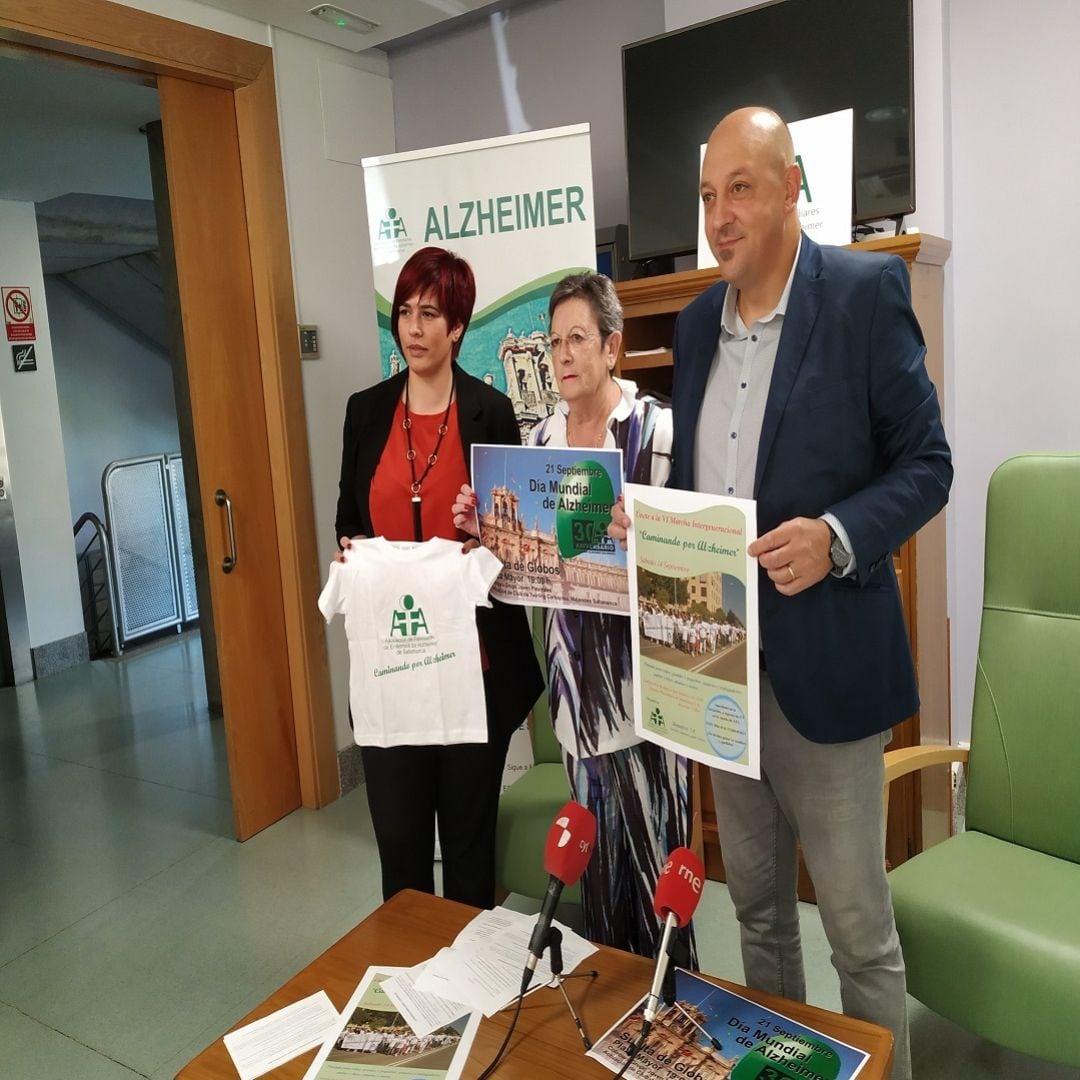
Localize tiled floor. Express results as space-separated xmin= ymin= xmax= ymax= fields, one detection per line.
xmin=2 ymin=635 xmax=1075 ymax=1079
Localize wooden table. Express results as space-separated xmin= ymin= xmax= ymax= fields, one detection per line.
xmin=177 ymin=890 xmax=893 ymax=1078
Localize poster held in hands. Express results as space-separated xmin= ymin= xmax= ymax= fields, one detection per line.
xmin=626 ymin=484 xmax=760 ymax=779
xmin=472 ymin=443 xmax=627 ymax=613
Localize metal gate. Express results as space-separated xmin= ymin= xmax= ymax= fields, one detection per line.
xmin=102 ymin=453 xmax=198 ymax=648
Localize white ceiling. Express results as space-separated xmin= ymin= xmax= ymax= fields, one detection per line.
xmin=0 ymin=0 xmax=513 ymax=209
xmin=192 ymin=0 xmax=503 ymax=52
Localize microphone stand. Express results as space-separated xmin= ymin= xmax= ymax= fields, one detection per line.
xmin=615 ymin=921 xmax=691 ymax=1079
xmin=479 ymin=922 xmax=600 ymax=1079
xmin=544 ymin=925 xmax=598 ymax=1050
xmin=660 ymin=929 xmax=691 ymax=1010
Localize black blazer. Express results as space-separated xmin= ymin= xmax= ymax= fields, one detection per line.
xmin=335 ymin=364 xmax=543 ymax=737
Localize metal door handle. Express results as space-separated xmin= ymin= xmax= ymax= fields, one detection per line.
xmin=214 ymin=489 xmax=237 ymax=574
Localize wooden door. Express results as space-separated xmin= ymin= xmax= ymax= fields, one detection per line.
xmin=157 ymin=75 xmax=301 ymax=838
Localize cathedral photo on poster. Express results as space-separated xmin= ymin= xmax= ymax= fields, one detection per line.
xmin=471 ymin=443 xmax=628 ymax=614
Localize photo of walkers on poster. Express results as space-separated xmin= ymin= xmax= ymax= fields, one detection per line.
xmin=626 ymin=484 xmax=760 ymax=778
xmin=303 ymin=967 xmax=479 ymax=1080
xmin=471 ymin=443 xmax=627 ymax=614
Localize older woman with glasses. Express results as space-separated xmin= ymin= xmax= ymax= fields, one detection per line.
xmin=454 ymin=272 xmax=694 ymax=960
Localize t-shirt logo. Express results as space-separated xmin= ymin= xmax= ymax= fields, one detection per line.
xmin=390 ymin=594 xmax=430 ymax=637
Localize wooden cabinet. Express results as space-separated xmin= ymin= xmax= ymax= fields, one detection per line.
xmin=615 ymin=235 xmax=952 ymax=895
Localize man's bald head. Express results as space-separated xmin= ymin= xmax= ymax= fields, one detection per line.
xmin=707 ymin=107 xmax=795 ymax=180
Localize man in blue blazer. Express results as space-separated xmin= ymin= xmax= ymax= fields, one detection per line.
xmin=615 ymin=109 xmax=950 ymax=1079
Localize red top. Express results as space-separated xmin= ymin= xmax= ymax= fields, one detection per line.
xmin=370 ymin=399 xmax=469 ymax=543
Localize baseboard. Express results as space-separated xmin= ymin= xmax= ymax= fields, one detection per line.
xmin=31 ymin=632 xmax=89 ymax=679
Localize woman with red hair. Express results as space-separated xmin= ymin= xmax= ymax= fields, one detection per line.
xmin=334 ymin=246 xmax=542 ymax=908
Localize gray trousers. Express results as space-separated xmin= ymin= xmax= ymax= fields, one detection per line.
xmin=710 ymin=674 xmax=911 ymax=1080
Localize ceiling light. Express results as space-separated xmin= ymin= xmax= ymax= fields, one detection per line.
xmin=308 ymin=5 xmax=380 ymax=35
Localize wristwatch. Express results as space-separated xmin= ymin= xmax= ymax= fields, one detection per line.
xmin=828 ymin=524 xmax=853 ymax=574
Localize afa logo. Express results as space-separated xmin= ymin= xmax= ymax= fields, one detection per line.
xmin=378 ymin=207 xmax=407 ymax=241
xmin=390 ymin=594 xmax=429 ymax=637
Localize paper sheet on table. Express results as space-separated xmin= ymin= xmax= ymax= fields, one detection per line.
xmin=223 ymin=990 xmax=339 ymax=1080
xmin=413 ymin=907 xmax=597 ymax=1017
xmin=381 ymin=961 xmax=471 ymax=1038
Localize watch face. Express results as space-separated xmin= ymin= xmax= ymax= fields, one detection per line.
xmin=830 ymin=535 xmax=851 ymax=569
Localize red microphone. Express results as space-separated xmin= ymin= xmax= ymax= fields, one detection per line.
xmin=645 ymin=847 xmax=705 ymax=1023
xmin=523 ymin=801 xmax=596 ymax=986
xmin=543 ymin=800 xmax=596 ymax=883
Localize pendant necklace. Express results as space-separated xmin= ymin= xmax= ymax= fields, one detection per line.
xmin=403 ymin=374 xmax=455 ymax=542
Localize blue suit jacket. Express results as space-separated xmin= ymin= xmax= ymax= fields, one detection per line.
xmin=669 ymin=236 xmax=952 ymax=743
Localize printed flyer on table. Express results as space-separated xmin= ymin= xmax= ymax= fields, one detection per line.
xmin=625 ymin=483 xmax=760 ymax=778
xmin=588 ymin=967 xmax=870 ymax=1080
xmin=303 ymin=966 xmax=479 ymax=1080
xmin=472 ymin=443 xmax=627 ymax=614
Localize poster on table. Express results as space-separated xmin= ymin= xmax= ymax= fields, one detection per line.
xmin=472 ymin=443 xmax=627 ymax=614
xmin=697 ymin=108 xmax=854 ymax=268
xmin=588 ymin=967 xmax=870 ymax=1080
xmin=362 ymin=124 xmax=596 ymax=440
xmin=303 ymin=966 xmax=480 ymax=1080
xmin=625 ymin=484 xmax=759 ymax=778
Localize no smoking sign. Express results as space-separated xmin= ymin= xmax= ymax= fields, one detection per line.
xmin=3 ymin=286 xmax=36 ymax=342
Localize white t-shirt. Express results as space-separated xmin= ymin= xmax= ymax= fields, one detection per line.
xmin=318 ymin=537 xmax=502 ymax=747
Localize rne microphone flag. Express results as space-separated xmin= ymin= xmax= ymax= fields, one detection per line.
xmin=653 ymin=845 xmax=706 ymax=927
xmin=644 ymin=847 xmax=704 ymax=1025
xmin=612 ymin=847 xmax=706 ymax=1078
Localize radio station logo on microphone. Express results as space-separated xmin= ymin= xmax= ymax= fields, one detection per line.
xmin=554 ymin=814 xmax=573 ymax=848
xmin=659 ymin=849 xmax=704 ymax=897
xmin=678 ymin=862 xmax=703 ymax=895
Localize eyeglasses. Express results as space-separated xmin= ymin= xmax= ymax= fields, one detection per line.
xmin=547 ymin=330 xmax=601 ymax=356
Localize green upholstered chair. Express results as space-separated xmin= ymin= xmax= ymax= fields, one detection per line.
xmin=494 ymin=609 xmax=578 ymax=904
xmin=886 ymin=453 xmax=1080 ymax=1066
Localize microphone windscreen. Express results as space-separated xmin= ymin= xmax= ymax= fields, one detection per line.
xmin=543 ymin=801 xmax=596 ymax=886
xmin=653 ymin=846 xmax=706 ymax=927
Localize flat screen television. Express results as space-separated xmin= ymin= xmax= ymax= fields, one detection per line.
xmin=623 ymin=0 xmax=914 ymax=260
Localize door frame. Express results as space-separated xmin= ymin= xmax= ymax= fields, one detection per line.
xmin=0 ymin=0 xmax=340 ymax=811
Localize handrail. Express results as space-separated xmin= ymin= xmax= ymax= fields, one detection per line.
xmin=73 ymin=512 xmax=121 ymax=657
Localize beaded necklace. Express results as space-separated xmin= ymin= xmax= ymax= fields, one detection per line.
xmin=402 ymin=374 xmax=455 ymax=542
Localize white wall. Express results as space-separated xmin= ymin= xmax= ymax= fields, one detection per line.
xmin=946 ymin=0 xmax=1080 ymax=740
xmin=0 ymin=201 xmax=84 ymax=649
xmin=388 ymin=0 xmax=666 ymax=230
xmin=46 ymin=278 xmax=180 ymax=524
xmin=272 ymin=27 xmax=395 ymax=747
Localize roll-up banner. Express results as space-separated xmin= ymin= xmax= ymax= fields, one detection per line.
xmin=362 ymin=124 xmax=596 ymax=437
